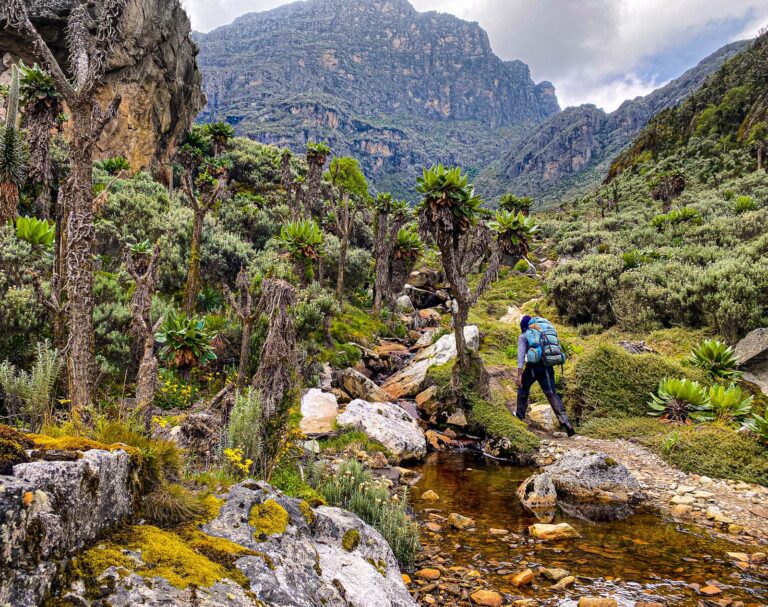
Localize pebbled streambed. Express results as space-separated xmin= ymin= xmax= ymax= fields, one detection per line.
xmin=409 ymin=450 xmax=768 ymax=607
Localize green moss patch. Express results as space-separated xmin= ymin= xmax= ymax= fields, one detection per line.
xmin=582 ymin=417 xmax=768 ymax=486
xmin=249 ymin=499 xmax=289 ymax=540
xmin=319 ymin=429 xmax=390 ymax=458
xmin=469 ymin=395 xmax=540 ymax=455
xmin=0 ymin=425 xmax=32 ymax=474
xmin=342 ymin=528 xmax=360 ymax=551
xmin=570 ymin=345 xmax=707 ymax=422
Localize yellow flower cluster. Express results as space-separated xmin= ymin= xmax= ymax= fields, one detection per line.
xmin=223 ymin=447 xmax=253 ymax=476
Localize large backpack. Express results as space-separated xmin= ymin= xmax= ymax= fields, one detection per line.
xmin=525 ymin=317 xmax=566 ymax=366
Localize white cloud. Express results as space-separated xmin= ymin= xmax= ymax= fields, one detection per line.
xmin=184 ymin=0 xmax=768 ymax=111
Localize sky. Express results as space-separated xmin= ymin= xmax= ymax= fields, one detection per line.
xmin=182 ymin=0 xmax=768 ymax=112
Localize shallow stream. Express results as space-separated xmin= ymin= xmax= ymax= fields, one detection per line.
xmin=410 ymin=451 xmax=768 ymax=606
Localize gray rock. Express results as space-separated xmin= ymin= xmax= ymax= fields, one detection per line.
xmin=735 ymin=328 xmax=768 ymax=395
xmin=0 ymin=450 xmax=137 ymax=607
xmin=337 ymin=368 xmax=391 ymax=403
xmin=545 ymin=450 xmax=643 ymax=506
xmin=337 ymin=400 xmax=426 ymax=462
xmin=517 ymin=472 xmax=557 ymax=511
xmin=395 ymin=295 xmax=415 ymax=313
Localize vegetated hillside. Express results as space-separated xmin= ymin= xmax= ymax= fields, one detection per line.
xmin=476 ymin=40 xmax=749 ymax=206
xmin=543 ymin=32 xmax=768 ymax=344
xmin=194 ymin=0 xmax=558 ymax=199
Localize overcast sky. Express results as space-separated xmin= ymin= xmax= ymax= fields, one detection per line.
xmin=182 ymin=0 xmax=768 ymax=111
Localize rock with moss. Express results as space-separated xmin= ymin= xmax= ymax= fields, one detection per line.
xmin=337 ymin=400 xmax=427 ymax=463
xmin=0 ymin=448 xmax=137 ymax=607
xmin=539 ymin=450 xmax=644 ymax=521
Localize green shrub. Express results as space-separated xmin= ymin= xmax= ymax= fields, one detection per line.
xmin=582 ymin=417 xmax=768 ymax=485
xmin=570 ymin=345 xmax=705 ymax=422
xmin=227 ymin=388 xmax=262 ymax=471
xmin=648 ymin=378 xmax=712 ymax=423
xmin=549 ymin=255 xmax=624 ymax=325
xmin=745 ymin=406 xmax=768 ymax=444
xmin=706 ymin=384 xmax=753 ymax=424
xmin=688 ymin=339 xmax=741 ymax=380
xmin=318 ymin=459 xmax=420 ymax=565
xmin=734 ymin=195 xmax=757 ymax=213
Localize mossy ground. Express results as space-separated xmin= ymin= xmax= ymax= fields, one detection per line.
xmin=582 ymin=417 xmax=768 ymax=485
xmin=0 ymin=424 xmax=33 ymax=473
xmin=249 ymin=499 xmax=290 ymax=540
xmin=319 ymin=429 xmax=390 ymax=458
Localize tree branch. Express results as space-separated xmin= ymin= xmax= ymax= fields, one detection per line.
xmin=90 ymin=93 xmax=122 ymax=144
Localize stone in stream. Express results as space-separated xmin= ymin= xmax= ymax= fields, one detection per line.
xmin=508 ymin=568 xmax=534 ymax=586
xmin=540 ymin=567 xmax=569 ymax=582
xmin=299 ymin=389 xmax=339 ymax=434
xmin=578 ymin=599 xmax=618 ymax=607
xmin=336 ymin=399 xmax=426 ymax=463
xmin=447 ymin=512 xmax=476 ymax=530
xmin=528 ymin=522 xmax=580 ymax=540
xmin=545 ymin=450 xmax=643 ymax=505
xmin=415 ymin=568 xmax=441 ymax=580
xmin=552 ymin=575 xmax=576 ymax=589
xmin=421 ymin=490 xmax=440 ymax=502
xmin=337 ymin=367 xmax=391 ymax=403
xmin=517 ymin=472 xmax=557 ymax=512
xmin=699 ymin=584 xmax=723 ymax=596
xmin=469 ymin=589 xmax=503 ymax=606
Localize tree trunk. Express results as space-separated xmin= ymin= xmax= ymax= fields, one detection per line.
xmin=336 ymin=233 xmax=348 ymax=303
xmin=183 ymin=209 xmax=205 ymax=315
xmin=136 ymin=331 xmax=159 ymax=431
xmin=306 ymin=159 xmax=323 ymax=215
xmin=237 ymin=320 xmax=252 ymax=393
xmin=372 ymin=210 xmax=388 ymax=315
xmin=452 ymin=299 xmax=470 ymax=372
xmin=64 ymin=102 xmax=96 ymax=412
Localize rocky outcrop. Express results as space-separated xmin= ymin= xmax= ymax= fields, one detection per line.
xmin=734 ymin=328 xmax=768 ymax=395
xmin=57 ymin=483 xmax=417 ymax=607
xmin=300 ymin=389 xmax=340 ymax=434
xmin=382 ymin=326 xmax=480 ymax=399
xmin=0 ymin=449 xmax=137 ymax=607
xmin=337 ymin=400 xmax=426 ymax=462
xmin=194 ymin=0 xmax=558 ymax=198
xmin=0 ymin=0 xmax=205 ymax=168
xmin=546 ymin=450 xmax=643 ymax=505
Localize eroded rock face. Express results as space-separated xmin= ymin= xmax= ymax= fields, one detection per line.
xmin=0 ymin=0 xmax=204 ymax=168
xmin=337 ymin=400 xmax=427 ymax=462
xmin=382 ymin=326 xmax=480 ymax=399
xmin=735 ymin=328 xmax=768 ymax=395
xmin=0 ymin=450 xmax=137 ymax=607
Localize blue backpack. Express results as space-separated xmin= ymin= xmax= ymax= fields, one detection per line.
xmin=525 ymin=317 xmax=566 ymax=366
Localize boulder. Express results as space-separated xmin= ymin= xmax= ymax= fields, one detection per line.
xmin=382 ymin=326 xmax=480 ymax=399
xmin=395 ymin=295 xmax=415 ymax=313
xmin=337 ymin=400 xmax=427 ymax=462
xmin=446 ymin=409 xmax=468 ymax=427
xmin=337 ymin=368 xmax=391 ymax=403
xmin=734 ymin=328 xmax=768 ymax=394
xmin=1 ymin=450 xmax=137 ymax=607
xmin=300 ymin=389 xmax=339 ymax=434
xmin=528 ymin=523 xmax=580 ymax=541
xmin=407 ymin=269 xmax=442 ymax=289
xmin=447 ymin=512 xmax=476 ymax=530
xmin=545 ymin=450 xmax=643 ymax=506
xmin=415 ymin=385 xmax=440 ymax=417
xmin=517 ymin=472 xmax=557 ymax=512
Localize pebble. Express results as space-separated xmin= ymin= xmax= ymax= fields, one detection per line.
xmin=540 ymin=567 xmax=569 ymax=582
xmin=577 ymin=599 xmax=617 ymax=607
xmin=415 ymin=568 xmax=441 ymax=581
xmin=421 ymin=490 xmax=440 ymax=502
xmin=700 ymin=584 xmax=723 ymax=596
xmin=670 ymin=494 xmax=696 ymax=505
xmin=509 ymin=568 xmax=534 ymax=587
xmin=447 ymin=512 xmax=476 ymax=530
xmin=552 ymin=575 xmax=576 ymax=590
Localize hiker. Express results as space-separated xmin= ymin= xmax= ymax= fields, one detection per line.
xmin=515 ymin=314 xmax=575 ymax=437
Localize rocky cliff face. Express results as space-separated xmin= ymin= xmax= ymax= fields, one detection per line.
xmin=0 ymin=0 xmax=205 ymax=169
xmin=476 ymin=40 xmax=749 ymax=204
xmin=195 ymin=0 xmax=558 ymax=198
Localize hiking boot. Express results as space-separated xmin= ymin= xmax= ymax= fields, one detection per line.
xmin=563 ymin=423 xmax=576 ymax=438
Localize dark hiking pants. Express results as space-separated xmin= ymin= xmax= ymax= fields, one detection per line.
xmin=515 ymin=363 xmax=570 ymax=425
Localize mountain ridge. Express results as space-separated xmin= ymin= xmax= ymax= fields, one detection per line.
xmin=194 ymin=0 xmax=558 ymax=198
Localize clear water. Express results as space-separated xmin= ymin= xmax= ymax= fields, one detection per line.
xmin=411 ymin=450 xmax=768 ymax=606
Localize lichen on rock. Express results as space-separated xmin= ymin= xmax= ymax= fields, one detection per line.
xmin=249 ymin=499 xmax=290 ymax=540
